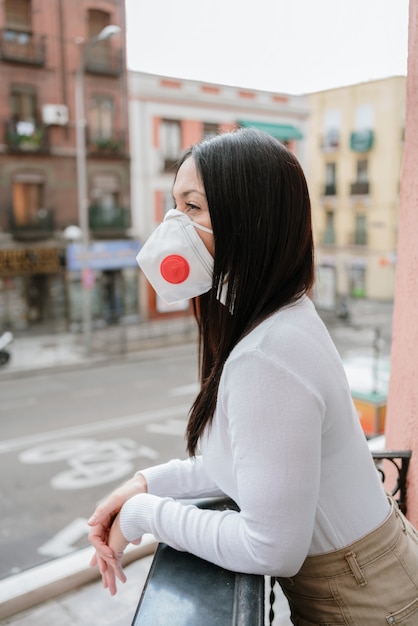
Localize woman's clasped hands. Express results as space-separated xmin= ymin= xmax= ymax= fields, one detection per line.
xmin=87 ymin=473 xmax=148 ymax=595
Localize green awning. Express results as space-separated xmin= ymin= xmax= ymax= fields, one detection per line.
xmin=238 ymin=120 xmax=303 ymax=141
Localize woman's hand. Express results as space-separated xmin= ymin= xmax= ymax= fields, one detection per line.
xmin=87 ymin=473 xmax=147 ymax=588
xmin=97 ymin=513 xmax=130 ymax=595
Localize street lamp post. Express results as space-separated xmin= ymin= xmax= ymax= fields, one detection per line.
xmin=75 ymin=25 xmax=121 ymax=354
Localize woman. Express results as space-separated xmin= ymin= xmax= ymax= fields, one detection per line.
xmin=88 ymin=129 xmax=418 ymax=624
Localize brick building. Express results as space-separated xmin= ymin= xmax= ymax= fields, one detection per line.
xmin=0 ymin=0 xmax=134 ymax=333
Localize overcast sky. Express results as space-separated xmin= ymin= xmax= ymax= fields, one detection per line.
xmin=125 ymin=0 xmax=409 ymax=95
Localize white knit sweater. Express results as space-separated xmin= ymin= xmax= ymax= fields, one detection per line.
xmin=120 ymin=296 xmax=389 ymax=577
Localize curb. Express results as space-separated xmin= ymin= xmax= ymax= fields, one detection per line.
xmin=0 ymin=333 xmax=196 ymax=380
xmin=0 ymin=536 xmax=157 ymax=621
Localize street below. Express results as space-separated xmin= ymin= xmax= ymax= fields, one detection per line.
xmin=0 ymin=342 xmax=199 ymax=580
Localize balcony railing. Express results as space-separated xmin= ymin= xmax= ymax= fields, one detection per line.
xmin=323 ymin=183 xmax=337 ymax=196
xmin=0 ymin=29 xmax=46 ymax=65
xmin=89 ymin=205 xmax=131 ymax=234
xmin=10 ymin=208 xmax=55 ymax=241
xmin=348 ymin=231 xmax=368 ymax=246
xmin=320 ymin=229 xmax=336 ymax=245
xmin=4 ymin=121 xmax=49 ymax=154
xmin=84 ymin=46 xmax=122 ymax=76
xmin=350 ymin=181 xmax=370 ymax=195
xmin=320 ymin=131 xmax=340 ymax=151
xmin=132 ymin=451 xmax=411 ymax=626
xmin=87 ymin=132 xmax=126 ymax=157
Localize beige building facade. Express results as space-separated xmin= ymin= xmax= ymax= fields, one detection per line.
xmin=308 ymin=77 xmax=405 ymax=309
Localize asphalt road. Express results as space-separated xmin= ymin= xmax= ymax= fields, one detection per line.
xmin=0 ymin=342 xmax=199 ymax=580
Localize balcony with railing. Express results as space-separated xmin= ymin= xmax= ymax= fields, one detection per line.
xmin=323 ymin=182 xmax=337 ymax=196
xmin=9 ymin=208 xmax=55 ymax=241
xmin=84 ymin=45 xmax=122 ymax=76
xmin=348 ymin=230 xmax=368 ymax=246
xmin=320 ymin=229 xmax=336 ymax=246
xmin=87 ymin=132 xmax=126 ymax=157
xmin=4 ymin=120 xmax=49 ymax=154
xmin=350 ymin=180 xmax=370 ymax=195
xmin=0 ymin=29 xmax=46 ymax=65
xmin=320 ymin=129 xmax=340 ymax=151
xmin=89 ymin=204 xmax=131 ymax=237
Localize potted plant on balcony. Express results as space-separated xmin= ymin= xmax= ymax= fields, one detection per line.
xmin=92 ymin=137 xmax=122 ymax=154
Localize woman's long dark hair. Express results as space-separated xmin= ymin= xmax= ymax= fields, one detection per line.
xmin=179 ymin=128 xmax=314 ymax=455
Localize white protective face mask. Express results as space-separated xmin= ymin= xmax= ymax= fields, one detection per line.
xmin=136 ymin=209 xmax=214 ymax=304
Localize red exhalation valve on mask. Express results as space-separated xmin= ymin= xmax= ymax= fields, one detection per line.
xmin=160 ymin=254 xmax=190 ymax=284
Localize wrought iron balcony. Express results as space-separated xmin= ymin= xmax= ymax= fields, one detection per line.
xmin=348 ymin=230 xmax=368 ymax=246
xmin=350 ymin=181 xmax=370 ymax=195
xmin=9 ymin=208 xmax=55 ymax=241
xmin=320 ymin=229 xmax=336 ymax=246
xmin=4 ymin=120 xmax=49 ymax=154
xmin=321 ymin=130 xmax=340 ymax=151
xmin=84 ymin=46 xmax=122 ymax=76
xmin=323 ymin=183 xmax=337 ymax=196
xmin=0 ymin=28 xmax=46 ymax=65
xmin=89 ymin=205 xmax=131 ymax=235
xmin=87 ymin=132 xmax=126 ymax=157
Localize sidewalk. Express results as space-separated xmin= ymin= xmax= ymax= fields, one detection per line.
xmin=0 ymin=540 xmax=157 ymax=626
xmin=0 ymin=315 xmax=197 ymax=379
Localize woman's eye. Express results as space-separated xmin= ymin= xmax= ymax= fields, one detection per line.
xmin=186 ymin=203 xmax=199 ymax=212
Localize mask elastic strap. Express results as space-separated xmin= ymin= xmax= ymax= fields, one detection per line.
xmin=192 ymin=222 xmax=213 ymax=235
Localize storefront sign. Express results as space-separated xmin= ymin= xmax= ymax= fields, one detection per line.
xmin=0 ymin=248 xmax=61 ymax=276
xmin=66 ymin=240 xmax=141 ymax=271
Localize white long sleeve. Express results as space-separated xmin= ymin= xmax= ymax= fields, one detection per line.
xmin=120 ymin=296 xmax=390 ymax=576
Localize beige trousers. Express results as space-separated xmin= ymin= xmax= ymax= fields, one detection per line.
xmin=276 ymin=499 xmax=418 ymax=625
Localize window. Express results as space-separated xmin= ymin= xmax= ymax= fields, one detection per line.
xmin=350 ymin=105 xmax=374 ymax=152
xmin=354 ymin=104 xmax=374 ymax=130
xmin=12 ymin=181 xmax=43 ymax=226
xmin=3 ymin=0 xmax=45 ymax=66
xmin=324 ymin=162 xmax=337 ymax=195
xmin=161 ymin=120 xmax=181 ymax=170
xmin=350 ymin=266 xmax=366 ymax=298
xmin=322 ymin=109 xmax=341 ymax=150
xmin=89 ymin=174 xmax=123 ymax=229
xmin=203 ymin=123 xmax=219 ymax=140
xmin=323 ymin=210 xmax=335 ymax=245
xmin=91 ymin=173 xmax=119 ymax=208
xmin=354 ymin=214 xmax=367 ymax=246
xmin=5 ymin=0 xmax=31 ymax=31
xmin=11 ymin=85 xmax=37 ymax=125
xmin=357 ymin=159 xmax=368 ymax=183
xmin=87 ymin=9 xmax=111 ymax=69
xmin=88 ymin=96 xmax=114 ymax=141
xmin=350 ymin=159 xmax=369 ymax=195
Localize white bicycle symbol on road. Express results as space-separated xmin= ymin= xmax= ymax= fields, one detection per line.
xmin=19 ymin=438 xmax=159 ymax=489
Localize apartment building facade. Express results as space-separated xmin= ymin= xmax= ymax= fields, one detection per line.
xmin=308 ymin=77 xmax=405 ymax=308
xmin=129 ymin=70 xmax=309 ymax=318
xmin=0 ymin=0 xmax=134 ymax=333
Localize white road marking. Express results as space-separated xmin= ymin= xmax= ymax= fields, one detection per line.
xmin=37 ymin=517 xmax=89 ymax=557
xmin=0 ymin=404 xmax=190 ymax=455
xmin=19 ymin=438 xmax=159 ymax=489
xmin=169 ymin=383 xmax=199 ymax=397
xmin=146 ymin=419 xmax=186 ymax=436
